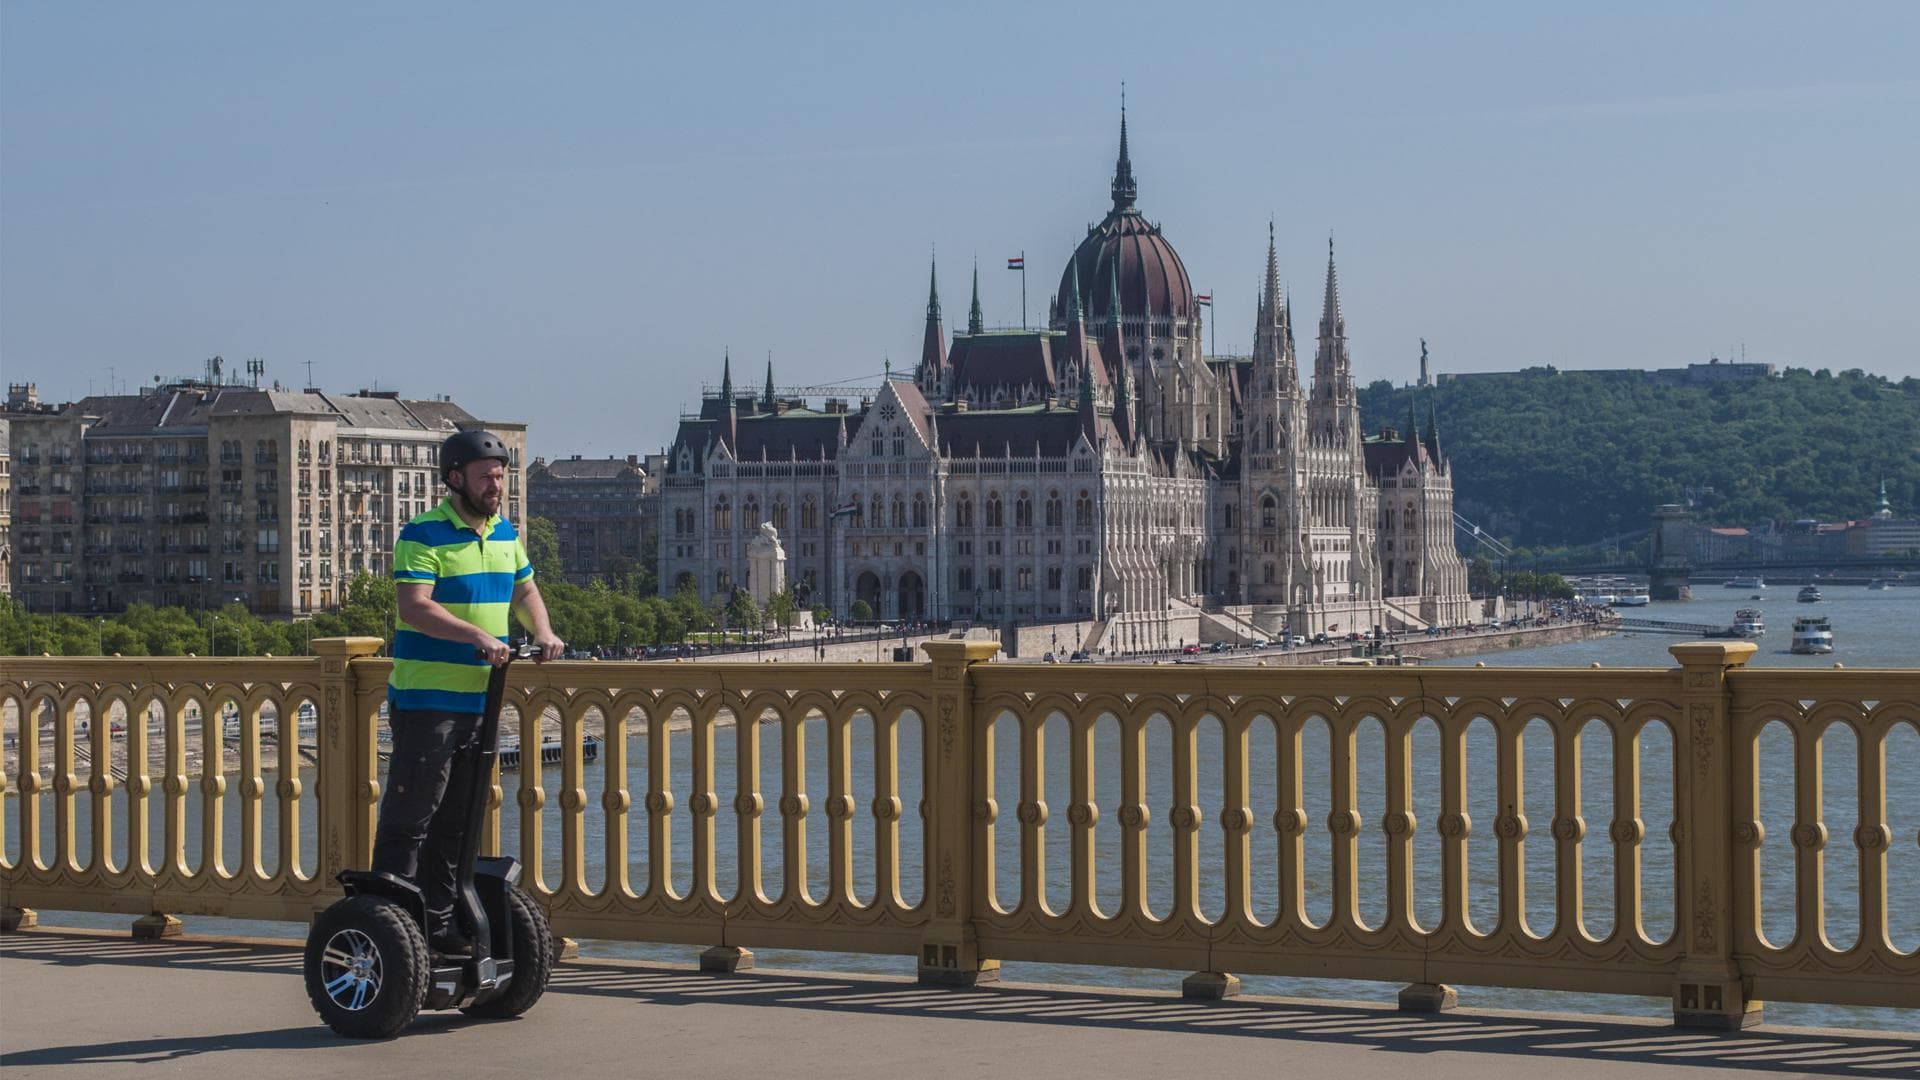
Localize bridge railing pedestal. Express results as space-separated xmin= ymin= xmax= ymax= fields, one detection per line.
xmin=916 ymin=641 xmax=1003 ymax=988
xmin=1669 ymin=641 xmax=1764 ymax=1030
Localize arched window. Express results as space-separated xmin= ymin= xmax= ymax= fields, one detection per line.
xmin=1263 ymin=562 xmax=1276 ymax=585
xmin=956 ymin=492 xmax=974 ymax=527
xmin=800 ymin=498 xmax=818 ymax=531
xmin=741 ymin=496 xmax=760 ymax=533
xmin=1014 ymin=492 xmax=1032 ymax=528
xmin=1076 ymin=565 xmax=1093 ymax=590
xmin=1224 ymin=503 xmax=1237 ymax=528
xmin=1044 ymin=491 xmax=1063 ymax=529
xmin=985 ymin=492 xmax=1004 ymax=528
xmin=1261 ymin=495 xmax=1277 ymax=530
xmin=891 ymin=495 xmax=905 ymax=528
xmin=771 ymin=499 xmax=789 ymax=531
xmin=714 ymin=497 xmax=732 ymax=533
xmin=870 ymin=493 xmax=883 ymax=527
xmin=912 ymin=493 xmax=928 ymax=528
xmin=1074 ymin=491 xmax=1093 ymax=528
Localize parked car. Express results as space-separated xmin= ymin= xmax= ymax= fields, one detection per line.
xmin=1250 ymin=638 xmax=1270 ymax=649
xmin=1183 ymin=644 xmax=1202 ymax=655
xmin=1310 ymin=632 xmax=1330 ymax=645
xmin=1209 ymin=641 xmax=1231 ymax=653
xmin=1068 ymin=651 xmax=1092 ymax=663
xmin=1288 ymin=635 xmax=1306 ymax=647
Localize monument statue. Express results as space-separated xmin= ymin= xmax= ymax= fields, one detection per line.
xmin=746 ymin=521 xmax=787 ymax=610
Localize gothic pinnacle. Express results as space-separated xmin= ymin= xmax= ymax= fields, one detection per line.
xmin=968 ymin=260 xmax=984 ymax=334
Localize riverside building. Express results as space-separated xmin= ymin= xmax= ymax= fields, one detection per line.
xmin=659 ymin=112 xmax=1471 ymax=645
xmin=3 ymin=377 xmax=524 ymax=615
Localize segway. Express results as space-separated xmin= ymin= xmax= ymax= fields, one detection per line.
xmin=304 ymin=642 xmax=556 ymax=1038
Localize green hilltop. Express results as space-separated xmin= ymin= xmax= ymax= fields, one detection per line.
xmin=1358 ymin=366 xmax=1920 ymax=549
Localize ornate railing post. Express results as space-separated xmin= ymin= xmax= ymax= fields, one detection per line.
xmin=1669 ymin=640 xmax=1761 ymax=1029
xmin=918 ymin=640 xmax=1002 ymax=986
xmin=313 ymin=637 xmax=387 ymax=901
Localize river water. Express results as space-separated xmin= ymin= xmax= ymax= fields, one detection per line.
xmin=13 ymin=585 xmax=1917 ymax=1030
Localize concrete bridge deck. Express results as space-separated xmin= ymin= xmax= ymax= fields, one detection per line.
xmin=3 ymin=928 xmax=1915 ymax=1079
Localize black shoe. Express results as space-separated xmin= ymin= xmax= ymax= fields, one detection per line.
xmin=428 ymin=924 xmax=475 ymax=957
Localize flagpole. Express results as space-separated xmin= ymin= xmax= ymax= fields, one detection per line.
xmin=1209 ymin=288 xmax=1215 ymax=358
xmin=1020 ymin=249 xmax=1027 ymax=329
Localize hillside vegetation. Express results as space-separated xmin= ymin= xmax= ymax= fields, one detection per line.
xmin=1357 ymin=367 xmax=1920 ymax=549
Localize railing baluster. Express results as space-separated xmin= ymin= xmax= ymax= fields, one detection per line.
xmin=1496 ymin=717 xmax=1526 ymax=936
xmin=559 ymin=700 xmax=587 ymax=900
xmin=602 ymin=704 xmax=631 ymax=898
xmin=734 ymin=702 xmax=763 ymax=904
xmin=1171 ymin=711 xmax=1200 ymax=922
xmin=1857 ymin=723 xmax=1889 ymax=962
xmin=1221 ymin=711 xmax=1252 ymax=926
xmin=1068 ymin=711 xmax=1098 ymax=920
xmin=871 ymin=705 xmax=899 ymax=910
xmin=0 ymin=697 xmax=13 ymax=872
xmin=1019 ymin=712 xmax=1046 ymax=915
xmin=127 ymin=699 xmax=153 ymax=878
xmin=1613 ymin=723 xmax=1644 ymax=944
xmin=690 ymin=699 xmax=718 ymax=904
xmin=238 ymin=700 xmax=263 ymax=881
xmin=1119 ymin=711 xmax=1147 ymax=922
xmin=90 ymin=694 xmax=116 ymax=875
xmin=1793 ymin=724 xmax=1826 ymax=948
xmin=826 ymin=706 xmax=854 ymax=906
xmin=646 ymin=703 xmax=672 ymax=899
xmin=276 ymin=697 xmax=303 ymax=882
xmin=1277 ymin=713 xmax=1305 ymax=929
xmin=52 ymin=696 xmax=77 ymax=873
xmin=1439 ymin=710 xmax=1469 ymax=935
xmin=1554 ymin=720 xmax=1584 ymax=941
xmin=516 ymin=697 xmax=545 ymax=895
xmin=1383 ymin=713 xmax=1413 ymax=934
xmin=200 ymin=697 xmax=228 ymax=879
xmin=163 ymin=697 xmax=188 ymax=879
xmin=1330 ymin=712 xmax=1360 ymax=931
xmin=780 ymin=711 xmax=809 ymax=904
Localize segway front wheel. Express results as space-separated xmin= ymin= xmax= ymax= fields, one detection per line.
xmin=461 ymin=885 xmax=554 ymax=1019
xmin=304 ymin=895 xmax=431 ymax=1038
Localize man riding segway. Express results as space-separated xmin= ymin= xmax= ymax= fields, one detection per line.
xmin=303 ymin=429 xmax=565 ymax=1037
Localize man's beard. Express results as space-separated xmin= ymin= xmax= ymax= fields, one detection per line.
xmin=454 ymin=486 xmax=500 ymax=520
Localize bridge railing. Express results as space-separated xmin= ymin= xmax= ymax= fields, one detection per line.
xmin=3 ymin=638 xmax=1916 ymax=1027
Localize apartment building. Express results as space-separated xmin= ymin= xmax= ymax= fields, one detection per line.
xmin=4 ymin=380 xmax=524 ymax=615
xmin=526 ymin=453 xmax=660 ymax=585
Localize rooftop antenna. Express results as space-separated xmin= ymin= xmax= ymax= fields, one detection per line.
xmin=246 ymin=358 xmax=265 ymax=388
xmin=303 ymin=358 xmax=316 ymax=389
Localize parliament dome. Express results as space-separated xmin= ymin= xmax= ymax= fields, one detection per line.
xmin=1052 ymin=110 xmax=1197 ymax=327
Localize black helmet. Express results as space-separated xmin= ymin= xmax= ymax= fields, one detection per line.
xmin=440 ymin=430 xmax=512 ymax=479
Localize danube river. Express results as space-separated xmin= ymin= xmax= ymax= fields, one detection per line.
xmin=13 ymin=585 xmax=1916 ymax=1031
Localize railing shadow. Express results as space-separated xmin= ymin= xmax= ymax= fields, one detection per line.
xmin=3 ymin=930 xmax=1916 ymax=1075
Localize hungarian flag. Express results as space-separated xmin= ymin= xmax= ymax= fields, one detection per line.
xmin=1195 ymin=294 xmax=1212 ymax=307
xmin=1006 ymin=256 xmax=1024 ymax=270
xmin=830 ymin=501 xmax=861 ymax=519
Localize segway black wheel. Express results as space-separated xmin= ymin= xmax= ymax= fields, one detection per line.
xmin=461 ymin=885 xmax=554 ymax=1019
xmin=304 ymin=895 xmax=431 ymax=1038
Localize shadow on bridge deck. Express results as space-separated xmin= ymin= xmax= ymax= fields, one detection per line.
xmin=2 ymin=928 xmax=1916 ymax=1078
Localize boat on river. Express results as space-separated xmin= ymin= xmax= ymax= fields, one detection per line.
xmin=1615 ymin=588 xmax=1651 ymax=607
xmin=1791 ymin=615 xmax=1834 ymax=655
xmin=1731 ymin=608 xmax=1766 ymax=638
xmin=1797 ymin=585 xmax=1822 ymax=603
xmin=1725 ymin=576 xmax=1766 ymax=590
xmin=1868 ymin=579 xmax=1894 ymax=591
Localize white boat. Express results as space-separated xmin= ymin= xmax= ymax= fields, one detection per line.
xmin=1731 ymin=608 xmax=1766 ymax=638
xmin=1797 ymin=585 xmax=1822 ymax=603
xmin=1868 ymin=579 xmax=1894 ymax=591
xmin=1615 ymin=588 xmax=1651 ymax=607
xmin=1790 ymin=615 xmax=1834 ymax=655
xmin=1725 ymin=576 xmax=1766 ymax=590
xmin=1588 ymin=593 xmax=1618 ymax=606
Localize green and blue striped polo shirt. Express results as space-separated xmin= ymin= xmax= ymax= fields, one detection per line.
xmin=388 ymin=498 xmax=533 ymax=714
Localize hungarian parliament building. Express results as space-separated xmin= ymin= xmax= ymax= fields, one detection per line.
xmin=659 ymin=112 xmax=1471 ymax=646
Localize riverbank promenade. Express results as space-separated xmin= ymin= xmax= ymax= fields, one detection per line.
xmin=4 ymin=927 xmax=1916 ymax=1078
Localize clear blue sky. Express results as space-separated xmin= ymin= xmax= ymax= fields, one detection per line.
xmin=4 ymin=2 xmax=1916 ymax=458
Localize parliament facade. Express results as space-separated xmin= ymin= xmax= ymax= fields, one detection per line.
xmin=660 ymin=113 xmax=1470 ymax=645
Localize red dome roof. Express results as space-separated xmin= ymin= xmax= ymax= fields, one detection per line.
xmin=1055 ymin=207 xmax=1197 ymax=326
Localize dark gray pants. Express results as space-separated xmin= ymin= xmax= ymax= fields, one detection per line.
xmin=370 ymin=707 xmax=486 ymax=926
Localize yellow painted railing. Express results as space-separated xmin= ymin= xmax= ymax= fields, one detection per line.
xmin=3 ymin=637 xmax=1916 ymax=1027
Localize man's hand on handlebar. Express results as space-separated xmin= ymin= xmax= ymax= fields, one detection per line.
xmin=474 ymin=634 xmax=512 ymax=666
xmin=531 ymin=632 xmax=565 ymax=663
